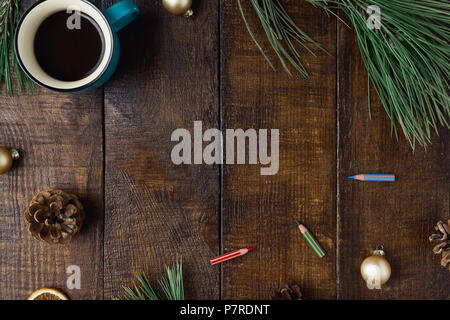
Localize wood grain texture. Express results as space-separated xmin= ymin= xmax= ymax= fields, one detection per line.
xmin=337 ymin=15 xmax=450 ymax=299
xmin=103 ymin=0 xmax=220 ymax=299
xmin=0 ymin=0 xmax=448 ymax=301
xmin=0 ymin=0 xmax=104 ymax=301
xmin=0 ymin=85 xmax=104 ymax=297
xmin=220 ymin=1 xmax=337 ymax=299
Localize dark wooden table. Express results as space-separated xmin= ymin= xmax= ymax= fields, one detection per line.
xmin=0 ymin=0 xmax=448 ymax=300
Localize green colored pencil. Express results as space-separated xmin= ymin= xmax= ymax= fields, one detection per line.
xmin=295 ymin=220 xmax=325 ymax=258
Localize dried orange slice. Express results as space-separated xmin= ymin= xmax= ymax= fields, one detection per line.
xmin=27 ymin=288 xmax=68 ymax=300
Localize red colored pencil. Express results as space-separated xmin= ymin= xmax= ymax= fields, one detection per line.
xmin=210 ymin=248 xmax=254 ymax=265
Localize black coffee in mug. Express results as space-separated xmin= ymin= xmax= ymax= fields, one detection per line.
xmin=34 ymin=11 xmax=105 ymax=82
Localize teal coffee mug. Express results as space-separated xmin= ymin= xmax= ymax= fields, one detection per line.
xmin=15 ymin=0 xmax=139 ymax=92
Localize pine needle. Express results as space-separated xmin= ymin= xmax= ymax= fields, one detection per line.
xmin=0 ymin=0 xmax=33 ymax=95
xmin=308 ymin=0 xmax=450 ymax=148
xmin=119 ymin=273 xmax=159 ymax=300
xmin=158 ymin=256 xmax=184 ymax=300
xmin=238 ymin=0 xmax=329 ymax=77
xmin=117 ymin=256 xmax=184 ymax=300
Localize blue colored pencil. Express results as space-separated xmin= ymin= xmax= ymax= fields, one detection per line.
xmin=348 ymin=174 xmax=395 ymax=182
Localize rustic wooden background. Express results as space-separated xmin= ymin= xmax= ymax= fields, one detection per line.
xmin=0 ymin=0 xmax=448 ymax=300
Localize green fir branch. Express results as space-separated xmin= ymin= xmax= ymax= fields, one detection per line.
xmin=307 ymin=0 xmax=450 ymax=148
xmin=158 ymin=256 xmax=184 ymax=300
xmin=238 ymin=0 xmax=329 ymax=77
xmin=0 ymin=0 xmax=33 ymax=95
xmin=117 ymin=256 xmax=184 ymax=300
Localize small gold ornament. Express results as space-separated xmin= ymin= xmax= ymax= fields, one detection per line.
xmin=162 ymin=0 xmax=193 ymax=17
xmin=0 ymin=146 xmax=20 ymax=174
xmin=360 ymin=246 xmax=391 ymax=289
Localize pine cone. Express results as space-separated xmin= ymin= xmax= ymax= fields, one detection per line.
xmin=429 ymin=220 xmax=450 ymax=270
xmin=24 ymin=189 xmax=85 ymax=245
xmin=270 ymin=283 xmax=302 ymax=300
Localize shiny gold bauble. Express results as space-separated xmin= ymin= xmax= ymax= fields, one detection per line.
xmin=162 ymin=0 xmax=193 ymax=17
xmin=0 ymin=146 xmax=19 ymax=174
xmin=361 ymin=248 xmax=391 ymax=289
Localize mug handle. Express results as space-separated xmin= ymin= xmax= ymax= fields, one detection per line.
xmin=104 ymin=0 xmax=139 ymax=32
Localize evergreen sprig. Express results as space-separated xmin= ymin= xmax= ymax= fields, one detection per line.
xmin=0 ymin=0 xmax=32 ymax=95
xmin=238 ymin=0 xmax=329 ymax=77
xmin=158 ymin=255 xmax=184 ymax=300
xmin=309 ymin=0 xmax=450 ymax=148
xmin=117 ymin=256 xmax=184 ymax=300
xmin=241 ymin=0 xmax=449 ymax=148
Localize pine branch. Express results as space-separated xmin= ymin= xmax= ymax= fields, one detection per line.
xmin=158 ymin=256 xmax=184 ymax=300
xmin=0 ymin=0 xmax=33 ymax=95
xmin=238 ymin=0 xmax=329 ymax=77
xmin=308 ymin=0 xmax=450 ymax=148
xmin=119 ymin=273 xmax=159 ymax=300
xmin=117 ymin=256 xmax=184 ymax=300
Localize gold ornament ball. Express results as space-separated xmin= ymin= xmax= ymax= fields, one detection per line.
xmin=162 ymin=0 xmax=193 ymax=17
xmin=361 ymin=248 xmax=391 ymax=288
xmin=0 ymin=147 xmax=19 ymax=174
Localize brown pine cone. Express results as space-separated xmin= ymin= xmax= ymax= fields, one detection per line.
xmin=429 ymin=220 xmax=450 ymax=270
xmin=270 ymin=283 xmax=302 ymax=300
xmin=24 ymin=189 xmax=85 ymax=245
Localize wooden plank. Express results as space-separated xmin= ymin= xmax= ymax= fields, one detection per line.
xmin=337 ymin=15 xmax=450 ymax=299
xmin=220 ymin=1 xmax=337 ymax=299
xmin=0 ymin=90 xmax=104 ymax=300
xmin=0 ymin=0 xmax=104 ymax=301
xmin=103 ymin=0 xmax=220 ymax=299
